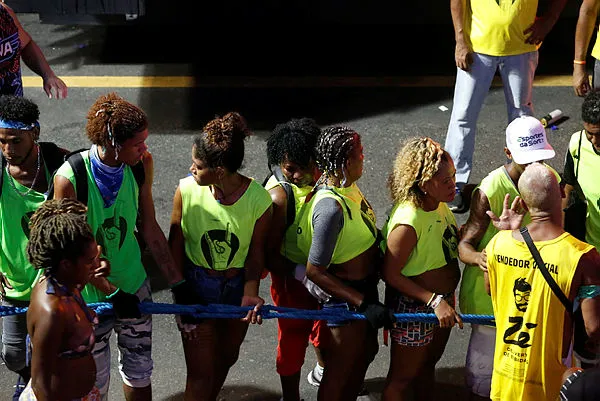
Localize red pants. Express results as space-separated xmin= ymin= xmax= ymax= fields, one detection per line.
xmin=270 ymin=272 xmax=329 ymax=376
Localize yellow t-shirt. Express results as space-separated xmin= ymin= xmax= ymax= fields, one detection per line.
xmin=592 ymin=30 xmax=600 ymax=60
xmin=467 ymin=0 xmax=539 ymax=56
xmin=486 ymin=230 xmax=592 ymax=401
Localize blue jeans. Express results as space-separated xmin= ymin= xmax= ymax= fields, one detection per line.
xmin=1 ymin=299 xmax=29 ymax=373
xmin=445 ymin=51 xmax=538 ymax=186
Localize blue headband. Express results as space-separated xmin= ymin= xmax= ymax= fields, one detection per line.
xmin=0 ymin=119 xmax=39 ymax=130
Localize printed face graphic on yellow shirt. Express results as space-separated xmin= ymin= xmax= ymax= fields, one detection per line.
xmin=513 ymin=277 xmax=531 ymax=312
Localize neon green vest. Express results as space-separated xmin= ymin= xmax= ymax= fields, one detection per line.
xmin=180 ymin=176 xmax=272 ymax=270
xmin=55 ymin=151 xmax=146 ymax=302
xmin=0 ymin=169 xmax=49 ymax=300
xmin=569 ymin=130 xmax=600 ymax=251
xmin=265 ymin=175 xmax=312 ymax=265
xmin=381 ymin=201 xmax=458 ymax=277
xmin=297 ymin=184 xmax=377 ymax=266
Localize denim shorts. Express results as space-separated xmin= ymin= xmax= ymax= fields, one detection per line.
xmin=184 ymin=264 xmax=245 ymax=306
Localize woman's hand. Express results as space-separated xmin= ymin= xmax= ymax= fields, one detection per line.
xmin=433 ymin=299 xmax=463 ymax=329
xmin=241 ymin=295 xmax=264 ymax=325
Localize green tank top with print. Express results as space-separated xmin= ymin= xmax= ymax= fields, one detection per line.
xmin=0 ymin=169 xmax=49 ymax=300
xmin=265 ymin=175 xmax=313 ymax=265
xmin=55 ymin=151 xmax=146 ymax=302
xmin=180 ymin=176 xmax=272 ymax=270
xmin=297 ymin=183 xmax=378 ymax=266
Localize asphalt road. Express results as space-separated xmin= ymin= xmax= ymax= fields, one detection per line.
xmin=0 ymin=12 xmax=590 ymax=401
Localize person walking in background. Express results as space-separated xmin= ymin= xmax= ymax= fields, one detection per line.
xmin=445 ymin=0 xmax=567 ymax=212
xmin=0 ymin=1 xmax=67 ymax=98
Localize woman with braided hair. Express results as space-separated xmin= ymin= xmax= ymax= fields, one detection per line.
xmin=53 ymin=93 xmax=190 ymax=401
xmin=21 ymin=198 xmax=109 ymax=401
xmin=168 ymin=111 xmax=271 ymax=401
xmin=381 ymin=137 xmax=463 ymax=400
xmin=296 ymin=126 xmax=395 ymax=401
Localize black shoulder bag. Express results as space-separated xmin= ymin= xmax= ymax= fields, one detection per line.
xmin=564 ymin=131 xmax=588 ymax=242
xmin=520 ymin=227 xmax=591 ymax=361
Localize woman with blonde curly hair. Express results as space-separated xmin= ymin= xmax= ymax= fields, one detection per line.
xmin=381 ymin=137 xmax=463 ymax=401
xmin=168 ymin=112 xmax=271 ymax=401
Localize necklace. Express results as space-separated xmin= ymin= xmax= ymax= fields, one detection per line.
xmin=5 ymin=145 xmax=41 ymax=197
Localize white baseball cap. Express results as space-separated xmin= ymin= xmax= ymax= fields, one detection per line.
xmin=505 ymin=116 xmax=555 ymax=164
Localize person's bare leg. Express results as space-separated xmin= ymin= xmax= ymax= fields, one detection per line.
xmin=209 ymin=319 xmax=249 ymax=400
xmin=181 ymin=321 xmax=218 ymax=401
xmin=280 ymin=372 xmax=302 ymax=401
xmin=123 ymin=384 xmax=151 ymax=401
xmin=382 ymin=342 xmax=431 ymax=401
xmin=318 ymin=321 xmax=369 ymax=401
xmin=313 ymin=345 xmax=326 ymax=368
xmin=414 ymin=327 xmax=452 ymax=401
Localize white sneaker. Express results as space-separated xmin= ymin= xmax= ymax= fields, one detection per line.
xmin=307 ymin=365 xmax=323 ymax=387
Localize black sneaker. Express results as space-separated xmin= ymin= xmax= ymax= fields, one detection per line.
xmin=448 ymin=190 xmax=468 ymax=214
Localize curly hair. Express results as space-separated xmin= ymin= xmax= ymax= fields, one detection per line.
xmin=582 ymin=90 xmax=600 ymax=125
xmin=387 ymin=137 xmax=447 ymax=208
xmin=86 ymin=92 xmax=148 ymax=146
xmin=193 ymin=112 xmax=251 ymax=172
xmin=0 ymin=95 xmax=39 ymax=124
xmin=27 ymin=199 xmax=94 ymax=271
xmin=315 ymin=126 xmax=359 ymax=182
xmin=266 ymin=118 xmax=320 ymax=169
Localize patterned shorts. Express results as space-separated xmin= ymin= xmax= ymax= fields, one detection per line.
xmin=387 ymin=290 xmax=455 ymax=346
xmin=19 ymin=381 xmax=101 ymax=401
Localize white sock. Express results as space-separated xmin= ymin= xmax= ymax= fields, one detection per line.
xmin=314 ymin=363 xmax=324 ymax=376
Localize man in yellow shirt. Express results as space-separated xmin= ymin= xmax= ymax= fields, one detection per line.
xmin=445 ymin=0 xmax=567 ymax=213
xmin=484 ymin=163 xmax=600 ymax=401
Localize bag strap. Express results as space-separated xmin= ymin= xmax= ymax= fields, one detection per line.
xmin=66 ymin=152 xmax=89 ymax=205
xmin=519 ymin=227 xmax=573 ymax=315
xmin=575 ymin=130 xmax=583 ymax=180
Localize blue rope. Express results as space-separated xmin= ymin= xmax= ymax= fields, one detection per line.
xmin=0 ymin=302 xmax=496 ymax=326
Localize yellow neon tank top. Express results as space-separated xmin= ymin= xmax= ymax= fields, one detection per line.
xmin=297 ymin=183 xmax=377 ymax=266
xmin=467 ymin=0 xmax=539 ymax=56
xmin=486 ymin=230 xmax=592 ymax=401
xmin=264 ymin=175 xmax=312 ymax=265
xmin=380 ymin=201 xmax=458 ymax=277
xmin=569 ymin=130 xmax=600 ymax=251
xmin=180 ymin=176 xmax=272 ymax=270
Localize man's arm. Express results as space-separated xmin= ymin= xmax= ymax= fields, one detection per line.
xmin=524 ymin=0 xmax=569 ymax=45
xmin=0 ymin=3 xmax=67 ymax=99
xmin=576 ymin=249 xmax=600 ymax=342
xmin=450 ymin=0 xmax=472 ymax=71
xmin=574 ymin=0 xmax=600 ymax=96
xmin=459 ymin=188 xmax=491 ymax=270
xmin=265 ymin=186 xmax=296 ymax=276
xmin=137 ymin=152 xmax=183 ymax=286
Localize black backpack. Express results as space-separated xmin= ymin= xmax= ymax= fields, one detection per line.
xmin=64 ymin=150 xmax=145 ymax=205
xmin=262 ymin=166 xmax=295 ymax=229
xmin=0 ymin=142 xmax=68 ymax=198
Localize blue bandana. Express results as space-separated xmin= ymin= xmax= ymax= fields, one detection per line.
xmin=0 ymin=119 xmax=39 ymax=130
xmin=89 ymin=145 xmax=124 ymax=208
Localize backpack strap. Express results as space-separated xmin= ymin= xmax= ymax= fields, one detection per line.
xmin=66 ymin=151 xmax=89 ymax=205
xmin=271 ymin=166 xmax=296 ymax=229
xmin=40 ymin=142 xmax=69 ymax=199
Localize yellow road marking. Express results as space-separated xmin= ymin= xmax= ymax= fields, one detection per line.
xmin=22 ymin=75 xmax=577 ymax=88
